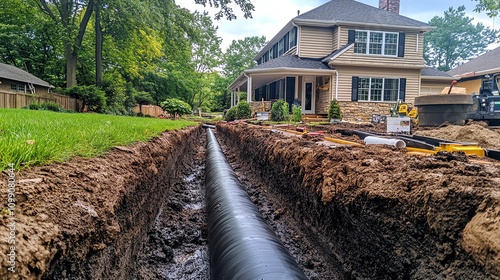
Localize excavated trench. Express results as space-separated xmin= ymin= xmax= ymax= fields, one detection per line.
xmin=1 ymin=124 xmax=499 ymax=279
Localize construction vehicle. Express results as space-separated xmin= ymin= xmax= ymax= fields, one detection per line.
xmin=415 ymin=74 xmax=500 ymax=126
xmin=390 ymin=100 xmax=418 ymax=118
xmin=467 ymin=73 xmax=500 ymax=123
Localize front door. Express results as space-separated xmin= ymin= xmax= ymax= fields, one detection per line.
xmin=302 ymin=77 xmax=315 ymax=114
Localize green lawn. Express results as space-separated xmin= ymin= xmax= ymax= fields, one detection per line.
xmin=0 ymin=109 xmax=197 ymax=171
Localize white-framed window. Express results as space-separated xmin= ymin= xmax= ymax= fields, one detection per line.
xmin=358 ymin=77 xmax=399 ymax=102
xmin=278 ymin=39 xmax=284 ymax=56
xmin=289 ymin=27 xmax=297 ymax=47
xmin=354 ymin=31 xmax=399 ymax=56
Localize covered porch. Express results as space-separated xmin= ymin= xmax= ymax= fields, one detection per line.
xmin=228 ymin=68 xmax=337 ymax=115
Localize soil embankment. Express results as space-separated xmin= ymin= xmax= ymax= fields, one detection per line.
xmin=0 ymin=126 xmax=202 ymax=279
xmin=217 ymin=123 xmax=500 ymax=279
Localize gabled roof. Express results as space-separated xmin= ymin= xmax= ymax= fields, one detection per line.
xmin=294 ymin=0 xmax=432 ymax=31
xmin=421 ymin=67 xmax=455 ymax=81
xmin=447 ymin=46 xmax=500 ymax=77
xmin=321 ymin=44 xmax=353 ymax=63
xmin=422 ymin=67 xmax=451 ymax=77
xmin=251 ymin=55 xmax=330 ymax=71
xmin=0 ymin=63 xmax=52 ymax=88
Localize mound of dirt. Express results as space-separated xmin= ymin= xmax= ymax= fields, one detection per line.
xmin=415 ymin=123 xmax=500 ymax=150
xmin=217 ymin=123 xmax=500 ymax=279
xmin=0 ymin=126 xmax=202 ymax=279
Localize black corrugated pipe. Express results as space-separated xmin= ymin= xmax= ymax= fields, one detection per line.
xmin=205 ymin=128 xmax=308 ymax=280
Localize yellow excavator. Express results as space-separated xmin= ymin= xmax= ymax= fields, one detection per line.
xmin=391 ymin=100 xmax=418 ymax=118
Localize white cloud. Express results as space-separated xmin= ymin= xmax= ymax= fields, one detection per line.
xmin=177 ymin=0 xmax=499 ymax=51
xmin=177 ymin=0 xmax=328 ymax=50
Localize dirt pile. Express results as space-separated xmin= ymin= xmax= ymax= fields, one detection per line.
xmin=415 ymin=123 xmax=500 ymax=150
xmin=217 ymin=123 xmax=500 ymax=279
xmin=0 ymin=126 xmax=202 ymax=279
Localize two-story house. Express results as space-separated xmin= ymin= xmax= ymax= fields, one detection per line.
xmin=228 ymin=0 xmax=454 ymax=121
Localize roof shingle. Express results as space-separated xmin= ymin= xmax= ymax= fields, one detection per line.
xmin=0 ymin=63 xmax=52 ymax=88
xmin=447 ymin=46 xmax=500 ymax=76
xmin=421 ymin=67 xmax=452 ymax=77
xmin=251 ymin=55 xmax=330 ymax=70
xmin=295 ymin=0 xmax=431 ymax=29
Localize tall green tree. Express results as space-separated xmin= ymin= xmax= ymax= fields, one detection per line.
xmin=36 ymin=0 xmax=95 ymax=87
xmin=194 ymin=0 xmax=254 ymax=20
xmin=0 ymin=0 xmax=65 ymax=87
xmin=223 ymin=36 xmax=267 ymax=81
xmin=424 ymin=6 xmax=499 ymax=71
xmin=472 ymin=0 xmax=500 ymax=17
xmin=192 ymin=12 xmax=223 ymax=72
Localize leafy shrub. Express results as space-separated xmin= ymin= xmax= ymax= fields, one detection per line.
xmin=236 ymin=100 xmax=252 ymax=119
xmin=28 ymin=103 xmax=41 ymax=110
xmin=160 ymin=98 xmax=192 ymax=118
xmin=224 ymin=107 xmax=238 ymax=121
xmin=270 ymin=99 xmax=289 ymax=122
xmin=328 ymin=99 xmax=342 ymax=120
xmin=292 ymin=104 xmax=302 ymax=122
xmin=41 ymin=102 xmax=64 ymax=112
xmin=65 ymin=85 xmax=107 ymax=113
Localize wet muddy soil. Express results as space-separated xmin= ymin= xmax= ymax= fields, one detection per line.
xmin=133 ymin=134 xmax=209 ymax=280
xmin=3 ymin=123 xmax=500 ymax=279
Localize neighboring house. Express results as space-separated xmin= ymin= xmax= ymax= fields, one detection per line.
xmin=228 ymin=0 xmax=454 ymax=121
xmin=0 ymin=62 xmax=80 ymax=110
xmin=447 ymin=46 xmax=500 ymax=94
xmin=0 ymin=62 xmax=53 ymax=95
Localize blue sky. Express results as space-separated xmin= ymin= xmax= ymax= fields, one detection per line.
xmin=178 ymin=0 xmax=499 ymax=50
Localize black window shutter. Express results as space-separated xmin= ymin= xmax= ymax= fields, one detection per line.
xmin=352 ymin=76 xmax=359 ymax=101
xmin=398 ymin=32 xmax=405 ymax=57
xmin=348 ymin=30 xmax=356 ymax=45
xmin=399 ymin=78 xmax=406 ymax=101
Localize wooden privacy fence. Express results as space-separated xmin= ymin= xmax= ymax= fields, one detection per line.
xmin=0 ymin=91 xmax=81 ymax=111
xmin=133 ymin=105 xmax=165 ymax=117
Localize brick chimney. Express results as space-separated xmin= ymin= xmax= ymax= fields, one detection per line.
xmin=379 ymin=0 xmax=400 ymax=14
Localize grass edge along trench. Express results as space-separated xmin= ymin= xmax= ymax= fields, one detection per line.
xmin=0 ymin=109 xmax=196 ymax=171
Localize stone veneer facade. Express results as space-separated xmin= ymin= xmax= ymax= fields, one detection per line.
xmin=338 ymin=101 xmax=414 ymax=122
xmin=249 ymin=101 xmax=272 ymax=115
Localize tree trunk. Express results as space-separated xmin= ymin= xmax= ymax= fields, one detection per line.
xmin=66 ymin=43 xmax=77 ymax=88
xmin=95 ymin=0 xmax=102 ymax=86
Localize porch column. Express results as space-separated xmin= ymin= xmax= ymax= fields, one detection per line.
xmin=247 ymin=76 xmax=252 ymax=103
xmin=236 ymin=87 xmax=240 ymax=105
xmin=231 ymin=90 xmax=234 ymax=107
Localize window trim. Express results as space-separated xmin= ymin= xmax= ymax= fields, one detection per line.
xmin=11 ymin=84 xmax=26 ymax=93
xmin=357 ymin=77 xmax=400 ymax=102
xmin=354 ymin=30 xmax=399 ymax=57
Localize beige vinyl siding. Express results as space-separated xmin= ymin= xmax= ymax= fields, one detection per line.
xmin=298 ymin=26 xmax=333 ymax=58
xmin=335 ymin=66 xmax=420 ymax=103
xmin=336 ymin=26 xmax=425 ymax=67
xmin=456 ymin=79 xmax=481 ymax=94
xmin=421 ymin=80 xmax=455 ymax=95
xmin=332 ymin=27 xmax=339 ymax=51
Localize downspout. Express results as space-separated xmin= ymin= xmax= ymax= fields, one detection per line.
xmin=331 ymin=70 xmax=338 ymax=101
xmin=335 ymin=71 xmax=339 ymax=100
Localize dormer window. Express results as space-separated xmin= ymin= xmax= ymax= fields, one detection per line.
xmin=354 ymin=30 xmax=399 ymax=56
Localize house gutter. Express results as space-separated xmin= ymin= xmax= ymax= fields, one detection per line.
xmin=293 ymin=19 xmax=435 ymax=32
xmin=246 ymin=67 xmax=334 ymax=75
xmin=450 ymin=68 xmax=500 ymax=79
xmin=421 ymin=76 xmax=458 ymax=81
